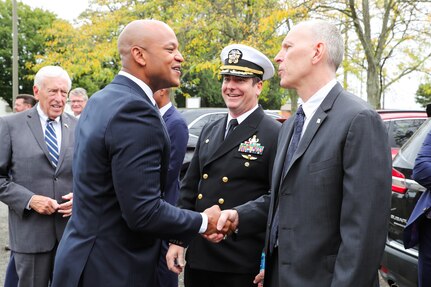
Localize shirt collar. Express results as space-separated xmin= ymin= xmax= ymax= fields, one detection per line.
xmin=299 ymin=79 xmax=337 ymax=119
xmin=227 ymin=104 xmax=259 ymax=125
xmin=158 ymin=102 xmax=173 ymax=116
xmin=118 ymin=70 xmax=156 ymax=106
xmin=36 ymin=103 xmax=60 ymax=123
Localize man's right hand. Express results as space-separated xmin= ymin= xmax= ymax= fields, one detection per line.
xmin=29 ymin=195 xmax=59 ymax=215
xmin=166 ymin=244 xmax=185 ymax=274
xmin=202 ymin=207 xmax=239 ymax=243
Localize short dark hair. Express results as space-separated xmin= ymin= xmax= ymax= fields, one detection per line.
xmin=251 ymin=77 xmax=262 ymax=86
xmin=16 ymin=94 xmax=37 ymax=107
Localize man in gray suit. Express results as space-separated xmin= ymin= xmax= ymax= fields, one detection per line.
xmin=0 ymin=66 xmax=76 ymax=287
xmin=215 ymin=20 xmax=392 ymax=286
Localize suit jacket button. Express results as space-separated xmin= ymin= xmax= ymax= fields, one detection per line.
xmin=218 ymin=198 xmax=224 ymax=204
xmin=222 ymin=176 xmax=228 ymax=183
xmin=202 ymin=174 xmax=208 ymax=179
xmin=198 ymin=194 xmax=203 ymax=200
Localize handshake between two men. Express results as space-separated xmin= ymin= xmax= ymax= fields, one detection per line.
xmin=166 ymin=205 xmax=239 ymax=274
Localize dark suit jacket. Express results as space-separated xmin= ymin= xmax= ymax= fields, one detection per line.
xmin=236 ymin=83 xmax=392 ymax=286
xmin=51 ymin=75 xmax=203 ymax=287
xmin=162 ymin=105 xmax=188 ymax=205
xmin=404 ymin=130 xmax=431 ymax=248
xmin=0 ymin=107 xmax=76 ymax=253
xmin=178 ymin=107 xmax=280 ymax=274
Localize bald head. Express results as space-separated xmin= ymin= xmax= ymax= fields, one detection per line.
xmin=117 ymin=19 xmax=184 ymax=92
xmin=118 ymin=20 xmax=175 ymax=66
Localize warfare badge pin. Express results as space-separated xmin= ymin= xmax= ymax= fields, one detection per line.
xmin=238 ymin=135 xmax=264 ymax=156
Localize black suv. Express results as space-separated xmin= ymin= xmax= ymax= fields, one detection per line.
xmin=380 ymin=118 xmax=431 ymax=287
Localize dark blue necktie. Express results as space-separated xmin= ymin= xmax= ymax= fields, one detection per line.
xmin=269 ymin=106 xmax=305 ymax=253
xmin=45 ymin=119 xmax=59 ymax=168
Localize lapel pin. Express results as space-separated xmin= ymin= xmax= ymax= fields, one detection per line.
xmin=205 ymin=139 xmax=210 ymax=144
xmin=316 ymin=118 xmax=321 ymax=124
xmin=64 ymin=123 xmax=69 ymax=129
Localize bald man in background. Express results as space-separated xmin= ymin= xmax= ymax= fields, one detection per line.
xmin=153 ymin=88 xmax=189 ymax=287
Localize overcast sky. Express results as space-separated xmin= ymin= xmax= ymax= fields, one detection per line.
xmin=20 ymin=0 xmax=89 ymax=22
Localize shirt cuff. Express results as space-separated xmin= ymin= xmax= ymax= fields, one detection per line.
xmin=26 ymin=195 xmax=34 ymax=210
xmin=199 ymin=212 xmax=208 ymax=234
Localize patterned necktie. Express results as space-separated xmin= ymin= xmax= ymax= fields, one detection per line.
xmin=225 ymin=118 xmax=238 ymax=139
xmin=45 ymin=119 xmax=59 ymax=168
xmin=269 ymin=106 xmax=305 ymax=253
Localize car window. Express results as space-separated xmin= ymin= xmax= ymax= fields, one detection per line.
xmin=395 ymin=118 xmax=431 ymax=168
xmin=189 ymin=115 xmax=211 ymax=137
xmin=390 ymin=118 xmax=427 ymax=148
xmin=188 ymin=113 xmax=227 ymax=137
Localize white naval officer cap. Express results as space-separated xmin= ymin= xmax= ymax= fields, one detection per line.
xmin=220 ymin=44 xmax=275 ymax=81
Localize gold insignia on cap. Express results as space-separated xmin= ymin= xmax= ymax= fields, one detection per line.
xmin=227 ymin=49 xmax=242 ymax=64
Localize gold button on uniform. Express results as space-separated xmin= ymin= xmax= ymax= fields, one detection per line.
xmin=203 ymin=174 xmax=208 ymax=179
xmin=222 ymin=176 xmax=228 ymax=183
xmin=198 ymin=194 xmax=203 ymax=199
xmin=218 ymin=198 xmax=224 ymax=204
xmin=244 ymin=162 xmax=250 ymax=167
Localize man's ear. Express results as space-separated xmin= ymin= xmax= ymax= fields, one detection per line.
xmin=33 ymin=86 xmax=40 ymax=100
xmin=312 ymin=42 xmax=325 ymax=64
xmin=131 ymin=46 xmax=146 ymax=66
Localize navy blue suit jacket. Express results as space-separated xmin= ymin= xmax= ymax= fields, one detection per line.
xmin=404 ymin=130 xmax=431 ymax=248
xmin=162 ymin=105 xmax=188 ymax=205
xmin=51 ymin=75 xmax=202 ymax=287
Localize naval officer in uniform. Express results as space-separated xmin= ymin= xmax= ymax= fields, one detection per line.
xmin=166 ymin=44 xmax=281 ymax=287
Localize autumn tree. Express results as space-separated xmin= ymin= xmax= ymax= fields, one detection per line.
xmin=36 ymin=0 xmax=307 ymax=109
xmin=0 ymin=0 xmax=56 ymax=107
xmin=415 ymin=82 xmax=431 ymax=108
xmin=305 ymin=0 xmax=431 ymax=108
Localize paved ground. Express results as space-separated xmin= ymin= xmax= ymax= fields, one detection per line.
xmin=0 ymin=202 xmax=388 ymax=286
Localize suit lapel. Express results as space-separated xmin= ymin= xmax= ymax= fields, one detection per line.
xmin=162 ymin=106 xmax=174 ymax=122
xmin=56 ymin=114 xmax=72 ymax=172
xmin=282 ymin=83 xmax=343 ymax=179
xmin=205 ymin=108 xmax=264 ymax=166
xmin=26 ymin=108 xmax=52 ymax=165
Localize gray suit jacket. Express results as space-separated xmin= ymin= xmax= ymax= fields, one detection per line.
xmin=0 ymin=107 xmax=76 ymax=253
xmin=237 ymin=83 xmax=392 ymax=286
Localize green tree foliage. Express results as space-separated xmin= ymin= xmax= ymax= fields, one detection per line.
xmin=415 ymin=82 xmax=431 ymax=108
xmin=35 ymin=0 xmax=306 ymax=109
xmin=0 ymin=0 xmax=56 ymax=107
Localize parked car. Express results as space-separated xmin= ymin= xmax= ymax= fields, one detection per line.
xmin=179 ymin=108 xmax=281 ymax=177
xmin=380 ymin=118 xmax=431 ymax=287
xmin=378 ymin=110 xmax=428 ymax=158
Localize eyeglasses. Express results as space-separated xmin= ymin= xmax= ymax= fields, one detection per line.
xmin=68 ymin=100 xmax=85 ymax=104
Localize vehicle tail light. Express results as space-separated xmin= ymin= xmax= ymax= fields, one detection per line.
xmin=379 ymin=265 xmax=388 ymax=274
xmin=392 ymin=168 xmax=407 ymax=194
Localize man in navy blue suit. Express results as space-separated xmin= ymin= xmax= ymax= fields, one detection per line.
xmin=51 ymin=19 xmax=227 ymax=287
xmin=153 ymin=88 xmax=189 ymax=287
xmin=404 ymin=130 xmax=431 ymax=287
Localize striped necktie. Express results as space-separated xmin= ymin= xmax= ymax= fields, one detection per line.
xmin=45 ymin=119 xmax=59 ymax=168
